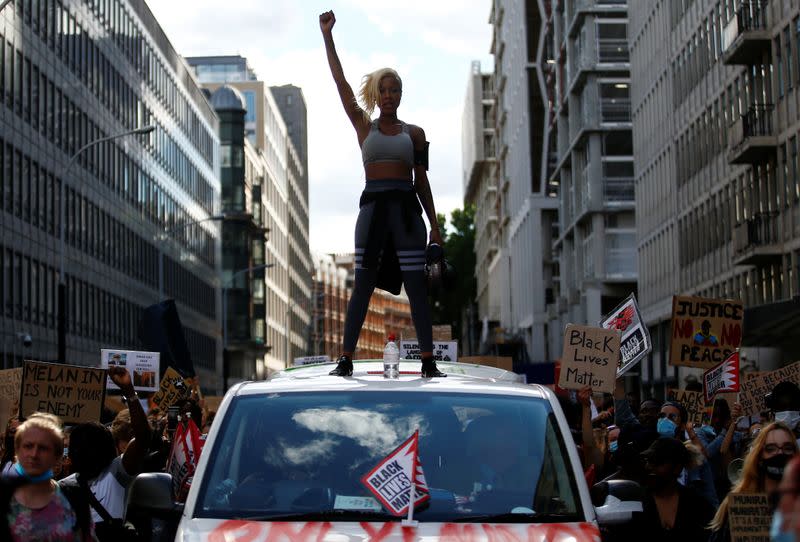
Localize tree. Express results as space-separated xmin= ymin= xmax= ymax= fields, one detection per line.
xmin=430 ymin=205 xmax=477 ymax=345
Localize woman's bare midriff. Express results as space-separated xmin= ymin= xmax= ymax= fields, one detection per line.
xmin=365 ymin=162 xmax=412 ymax=181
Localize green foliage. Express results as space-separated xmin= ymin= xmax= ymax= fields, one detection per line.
xmin=430 ymin=204 xmax=477 ymax=342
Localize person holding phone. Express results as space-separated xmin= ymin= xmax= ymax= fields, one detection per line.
xmin=319 ymin=10 xmax=445 ymax=378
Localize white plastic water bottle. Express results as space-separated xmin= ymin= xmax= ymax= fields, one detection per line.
xmin=383 ymin=333 xmax=400 ymax=378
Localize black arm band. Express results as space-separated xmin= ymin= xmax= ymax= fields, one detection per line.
xmin=414 ymin=142 xmax=430 ymax=170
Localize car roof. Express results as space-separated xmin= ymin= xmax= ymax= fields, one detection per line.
xmin=229 ymin=360 xmax=552 ymax=399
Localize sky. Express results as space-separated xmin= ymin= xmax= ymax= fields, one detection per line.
xmin=145 ymin=0 xmax=493 ymax=254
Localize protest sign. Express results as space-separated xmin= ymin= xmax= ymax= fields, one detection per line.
xmin=151 ymin=366 xmax=191 ymax=411
xmin=101 ymin=349 xmax=159 ymax=393
xmin=729 ymin=493 xmax=771 ymax=542
xmin=557 ymin=324 xmax=620 ymax=394
xmin=740 ymin=361 xmax=800 ymax=416
xmin=600 ymin=294 xmax=651 ymax=376
xmin=360 ymin=430 xmax=430 ymax=516
xmin=167 ymin=419 xmax=204 ymax=502
xmin=19 ymin=360 xmax=106 ymax=424
xmin=670 ymin=295 xmax=743 ymax=369
xmin=703 ymin=351 xmax=741 ymax=403
xmin=399 ymin=340 xmax=458 ymax=362
xmin=459 ymin=356 xmax=514 ymax=371
xmin=0 ymin=367 xmax=22 ymax=431
xmin=667 ymin=388 xmax=707 ymax=426
xmin=432 ymin=325 xmax=452 ymax=341
xmin=293 ymin=355 xmax=331 ymax=367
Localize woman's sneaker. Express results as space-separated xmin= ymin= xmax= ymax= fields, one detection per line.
xmin=329 ymin=355 xmax=353 ymax=376
xmin=421 ymin=357 xmax=446 ymax=378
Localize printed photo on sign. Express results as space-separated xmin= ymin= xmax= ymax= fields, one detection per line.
xmin=101 ymin=349 xmax=160 ymax=393
xmin=360 ymin=430 xmax=430 ymax=516
xmin=600 ymin=294 xmax=651 ymax=376
xmin=557 ymin=324 xmax=620 ymax=394
xmin=670 ymin=295 xmax=743 ymax=369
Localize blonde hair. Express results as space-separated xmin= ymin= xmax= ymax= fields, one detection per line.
xmin=358 ymin=68 xmax=402 ymax=119
xmin=15 ymin=413 xmax=65 ymax=459
xmin=710 ymin=421 xmax=798 ymax=531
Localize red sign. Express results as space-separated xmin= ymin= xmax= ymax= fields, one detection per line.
xmin=167 ymin=419 xmax=204 ymax=501
xmin=703 ymin=351 xmax=740 ymax=403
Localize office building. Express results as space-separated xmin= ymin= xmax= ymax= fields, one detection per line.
xmin=186 ymin=55 xmax=312 ymax=374
xmin=0 ymin=0 xmax=222 ymax=386
xmin=630 ymin=0 xmax=800 ymax=395
xmin=543 ymin=0 xmax=636 ymax=358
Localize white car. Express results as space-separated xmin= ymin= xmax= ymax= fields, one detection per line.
xmin=127 ymin=360 xmax=641 ymax=541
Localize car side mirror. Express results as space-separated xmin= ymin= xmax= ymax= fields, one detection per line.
xmin=591 ymin=479 xmax=643 ymax=525
xmin=126 ymin=472 xmax=184 ymax=520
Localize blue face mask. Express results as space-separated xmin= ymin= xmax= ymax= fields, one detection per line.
xmin=13 ymin=462 xmax=54 ymax=483
xmin=609 ymin=440 xmax=618 ymax=453
xmin=771 ymin=509 xmax=797 ymax=542
xmin=657 ymin=417 xmax=678 ymax=438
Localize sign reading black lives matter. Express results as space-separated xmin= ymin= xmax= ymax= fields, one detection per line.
xmin=20 ymin=360 xmax=107 ymax=424
xmin=558 ymin=324 xmax=620 ymax=394
xmin=600 ymin=294 xmax=651 ymax=376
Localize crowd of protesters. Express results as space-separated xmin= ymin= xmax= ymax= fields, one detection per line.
xmin=563 ymin=375 xmax=800 ymax=542
xmin=0 ymin=366 xmax=214 ymax=542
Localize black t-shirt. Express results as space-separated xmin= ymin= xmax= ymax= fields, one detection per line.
xmin=614 ymin=484 xmax=714 ymax=542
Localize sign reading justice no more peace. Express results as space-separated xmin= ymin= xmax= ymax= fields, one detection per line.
xmin=558 ymin=324 xmax=620 ymax=394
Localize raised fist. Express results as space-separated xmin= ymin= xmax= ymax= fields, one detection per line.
xmin=319 ymin=11 xmax=335 ymax=33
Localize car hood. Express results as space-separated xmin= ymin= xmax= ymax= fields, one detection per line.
xmin=177 ymin=518 xmax=600 ymax=542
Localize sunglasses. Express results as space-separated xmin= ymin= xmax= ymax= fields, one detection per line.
xmin=658 ymin=412 xmax=679 ymax=422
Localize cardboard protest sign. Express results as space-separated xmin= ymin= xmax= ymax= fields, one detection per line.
xmin=459 ymin=356 xmax=514 ymax=371
xmin=151 ymin=366 xmax=191 ymax=411
xmin=360 ymin=430 xmax=430 ymax=516
xmin=399 ymin=340 xmax=458 ymax=362
xmin=557 ymin=324 xmax=620 ymax=394
xmin=600 ymin=294 xmax=651 ymax=376
xmin=0 ymin=367 xmax=22 ymax=431
xmin=101 ymin=349 xmax=160 ymax=393
xmin=19 ymin=360 xmax=106 ymax=424
xmin=703 ymin=351 xmax=740 ymax=403
xmin=667 ymin=388 xmax=707 ymax=426
xmin=740 ymin=361 xmax=800 ymax=416
xmin=293 ymin=355 xmax=331 ymax=367
xmin=670 ymin=295 xmax=743 ymax=369
xmin=432 ymin=325 xmax=452 ymax=341
xmin=729 ymin=493 xmax=771 ymax=542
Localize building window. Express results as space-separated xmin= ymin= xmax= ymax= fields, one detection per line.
xmin=596 ymin=21 xmax=629 ymax=63
xmin=776 ymin=37 xmax=784 ymax=98
xmin=792 ymin=136 xmax=799 ymax=203
xmin=786 ymin=26 xmax=794 ymax=90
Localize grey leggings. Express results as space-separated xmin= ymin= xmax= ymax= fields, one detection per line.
xmin=343 ymin=185 xmax=433 ymax=354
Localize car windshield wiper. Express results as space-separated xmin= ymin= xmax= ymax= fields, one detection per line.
xmin=452 ymin=512 xmax=574 ymax=523
xmin=235 ymin=509 xmax=396 ymax=522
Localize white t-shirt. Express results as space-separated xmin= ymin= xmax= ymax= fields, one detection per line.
xmin=62 ymin=456 xmax=133 ymax=523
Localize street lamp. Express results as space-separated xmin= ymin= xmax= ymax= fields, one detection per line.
xmin=222 ymin=263 xmax=274 ymax=388
xmin=156 ymin=212 xmax=251 ymax=301
xmin=58 ymin=125 xmax=155 ymax=363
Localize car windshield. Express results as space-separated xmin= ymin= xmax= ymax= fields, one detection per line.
xmin=194 ymin=391 xmax=583 ymax=523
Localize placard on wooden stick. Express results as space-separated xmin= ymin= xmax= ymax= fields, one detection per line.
xmin=557 ymin=324 xmax=620 ymax=394
xmin=19 ymin=360 xmax=106 ymax=424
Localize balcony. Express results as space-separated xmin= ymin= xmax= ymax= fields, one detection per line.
xmin=603 ymin=177 xmax=635 ymax=204
xmin=569 ymin=39 xmax=629 ymax=93
xmin=722 ymin=1 xmax=771 ymax=65
xmin=728 ymin=104 xmax=777 ymax=164
xmin=732 ymin=211 xmax=783 ymax=266
xmin=567 ymin=0 xmax=628 ymax=37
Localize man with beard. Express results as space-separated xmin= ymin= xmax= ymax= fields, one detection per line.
xmin=619 ymin=437 xmax=714 ymax=542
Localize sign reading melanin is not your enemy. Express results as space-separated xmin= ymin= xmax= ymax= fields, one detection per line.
xmin=19 ymin=360 xmax=107 ymax=424
xmin=557 ymin=324 xmax=620 ymax=394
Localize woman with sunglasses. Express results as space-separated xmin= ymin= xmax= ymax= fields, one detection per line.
xmin=709 ymin=421 xmax=799 ymax=542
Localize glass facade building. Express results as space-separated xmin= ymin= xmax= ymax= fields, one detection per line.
xmin=0 ymin=0 xmax=222 ymax=382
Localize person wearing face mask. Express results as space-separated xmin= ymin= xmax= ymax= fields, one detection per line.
xmin=617 ymin=437 xmax=713 ymax=542
xmin=771 ymin=454 xmax=800 ymax=542
xmin=767 ymin=382 xmax=800 ymax=444
xmin=709 ymin=421 xmax=799 ymax=542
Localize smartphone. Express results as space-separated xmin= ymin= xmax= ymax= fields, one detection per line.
xmin=167 ymin=406 xmax=179 ymax=433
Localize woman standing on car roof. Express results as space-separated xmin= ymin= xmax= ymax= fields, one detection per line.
xmin=320 ymin=10 xmax=445 ymax=378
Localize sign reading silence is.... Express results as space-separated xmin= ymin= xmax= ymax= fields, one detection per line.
xmin=670 ymin=295 xmax=743 ymax=369
xmin=558 ymin=324 xmax=620 ymax=394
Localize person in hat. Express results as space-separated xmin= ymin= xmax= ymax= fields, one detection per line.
xmin=319 ymin=9 xmax=445 ymax=378
xmin=619 ymin=437 xmax=713 ymax=542
xmin=709 ymin=421 xmax=799 ymax=542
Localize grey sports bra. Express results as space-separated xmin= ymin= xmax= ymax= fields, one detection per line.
xmin=361 ymin=120 xmax=414 ymax=167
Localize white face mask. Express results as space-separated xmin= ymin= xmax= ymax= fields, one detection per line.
xmin=775 ymin=411 xmax=800 ymax=429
